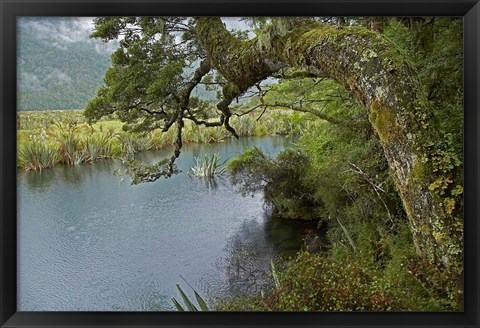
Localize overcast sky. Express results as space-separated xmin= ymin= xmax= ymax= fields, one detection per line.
xmin=19 ymin=17 xmax=253 ymax=47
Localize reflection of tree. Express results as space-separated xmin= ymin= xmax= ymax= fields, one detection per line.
xmin=188 ymin=174 xmax=235 ymax=195
xmin=205 ymin=216 xmax=323 ymax=300
xmin=263 ymin=215 xmax=325 ymax=256
xmin=20 ymin=159 xmax=118 ymax=193
xmin=22 ymin=169 xmax=57 ymax=194
xmin=58 ymin=160 xmax=116 ymax=185
xmin=203 ymin=178 xmax=218 ymax=193
xmin=215 ymin=219 xmax=278 ymax=297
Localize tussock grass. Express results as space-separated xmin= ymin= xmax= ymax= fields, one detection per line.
xmin=190 ymin=153 xmax=226 ymax=178
xmin=18 ymin=140 xmax=59 ymax=171
xmin=17 ymin=109 xmax=312 ymax=171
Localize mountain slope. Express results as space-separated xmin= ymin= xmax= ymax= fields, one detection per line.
xmin=17 ymin=17 xmax=115 ymax=111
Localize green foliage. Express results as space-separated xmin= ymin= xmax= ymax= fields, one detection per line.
xmin=383 ymin=19 xmax=464 ymax=292
xmin=85 ymin=17 xmax=200 ymax=132
xmin=117 ymin=132 xmax=155 ymax=155
xmin=217 ymin=220 xmax=451 ymax=311
xmin=250 ymin=18 xmax=305 ymax=52
xmin=336 ymin=218 xmax=358 ymax=253
xmin=226 ymin=147 xmax=272 ymax=193
xmin=18 ymin=140 xmax=59 ymax=171
xmin=18 ymin=16 xmax=464 ymax=311
xmin=224 ymin=94 xmax=462 ymax=310
xmin=384 ymin=18 xmax=462 ymax=111
xmin=172 ymin=284 xmax=210 ymax=312
xmin=190 ymin=153 xmax=226 ymax=178
xmin=228 ymin=147 xmax=320 ymax=220
xmin=214 ymin=295 xmax=265 ymax=311
xmin=17 ymin=109 xmax=295 ymax=172
xmin=384 ymin=18 xmax=463 ymax=208
xmin=263 ymin=78 xmax=363 ymax=125
xmin=84 ymin=132 xmax=118 ymax=162
xmin=116 ymin=156 xmax=179 ymax=185
xmin=266 ymin=241 xmax=446 ymax=311
xmin=270 ymin=259 xmax=281 ymax=290
xmin=228 ymin=113 xmax=398 ymax=223
xmin=231 ymin=115 xmax=255 ymax=137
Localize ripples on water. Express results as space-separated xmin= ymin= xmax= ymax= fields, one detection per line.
xmin=17 ymin=136 xmax=315 ymax=311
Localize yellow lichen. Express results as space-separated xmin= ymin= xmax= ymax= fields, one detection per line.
xmin=444 ymin=198 xmax=456 ymax=215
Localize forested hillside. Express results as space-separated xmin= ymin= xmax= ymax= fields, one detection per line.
xmin=17 ymin=17 xmax=115 ymax=110
xmin=17 ymin=17 xmax=219 ymax=111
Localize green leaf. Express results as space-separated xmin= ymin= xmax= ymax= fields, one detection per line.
xmin=176 ymin=284 xmax=198 ymax=311
xmin=337 ymin=218 xmax=358 ymax=253
xmin=172 ymin=297 xmax=185 ymax=311
xmin=271 ymin=259 xmax=281 ymax=290
xmin=179 ymin=275 xmax=209 ymax=311
xmin=193 ymin=290 xmax=209 ymax=311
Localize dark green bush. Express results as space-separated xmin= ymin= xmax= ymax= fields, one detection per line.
xmin=227 ymin=147 xmax=321 ymax=220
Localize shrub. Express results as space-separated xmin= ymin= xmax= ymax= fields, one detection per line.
xmin=265 ymin=243 xmax=445 ymax=311
xmin=55 ymin=126 xmax=83 ymax=166
xmin=18 ymin=140 xmax=59 ymax=171
xmin=232 ymin=115 xmax=255 ymax=137
xmin=83 ymin=132 xmax=117 ymax=162
xmin=117 ymin=132 xmax=154 ymax=156
xmin=190 ymin=153 xmax=226 ymax=178
xmin=227 ymin=147 xmax=321 ymax=220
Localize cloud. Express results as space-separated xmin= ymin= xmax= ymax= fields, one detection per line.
xmin=19 ymin=17 xmax=91 ymax=42
xmin=17 ymin=17 xmax=254 ymax=56
xmin=18 ymin=67 xmax=73 ymax=91
xmin=18 ymin=17 xmax=117 ymax=54
xmin=18 ymin=71 xmax=44 ymax=91
xmin=46 ymin=68 xmax=72 ymax=84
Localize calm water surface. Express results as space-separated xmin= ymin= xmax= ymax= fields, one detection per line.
xmin=18 ymin=136 xmax=316 ymax=311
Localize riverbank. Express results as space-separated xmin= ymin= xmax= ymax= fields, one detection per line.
xmin=17 ymin=109 xmax=313 ymax=172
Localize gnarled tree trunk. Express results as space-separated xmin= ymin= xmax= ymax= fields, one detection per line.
xmin=196 ymin=17 xmax=463 ymax=299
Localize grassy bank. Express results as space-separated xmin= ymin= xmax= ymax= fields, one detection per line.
xmin=17 ymin=109 xmax=314 ymax=171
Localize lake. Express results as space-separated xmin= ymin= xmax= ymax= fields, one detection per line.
xmin=17 ymin=136 xmax=318 ymax=311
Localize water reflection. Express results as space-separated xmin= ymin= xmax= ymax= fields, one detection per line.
xmin=263 ymin=215 xmax=325 ymax=256
xmin=20 ymin=159 xmax=120 ymax=194
xmin=19 ymin=136 xmax=292 ymax=193
xmin=23 ymin=169 xmax=57 ymax=194
xmin=187 ymin=175 xmax=226 ymax=193
xmin=220 ymin=218 xmax=276 ymax=296
xmin=204 ymin=214 xmax=322 ymax=299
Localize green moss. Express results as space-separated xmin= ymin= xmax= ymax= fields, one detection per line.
xmin=410 ymin=160 xmax=429 ymax=185
xmin=360 ymin=49 xmax=378 ymax=62
xmin=222 ymin=82 xmax=241 ymax=99
xmin=368 ymin=100 xmax=402 ymax=143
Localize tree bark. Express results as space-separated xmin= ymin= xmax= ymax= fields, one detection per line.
xmin=196 ymin=17 xmax=463 ymax=298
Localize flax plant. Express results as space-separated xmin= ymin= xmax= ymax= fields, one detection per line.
xmin=190 ymin=153 xmax=226 ymax=178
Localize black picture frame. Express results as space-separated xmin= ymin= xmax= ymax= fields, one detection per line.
xmin=1 ymin=0 xmax=479 ymax=327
